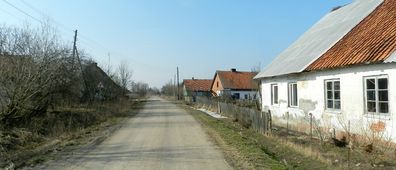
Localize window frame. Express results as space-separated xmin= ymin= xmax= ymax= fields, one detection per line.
xmin=364 ymin=75 xmax=389 ymax=115
xmin=271 ymin=84 xmax=279 ymax=105
xmin=288 ymin=82 xmax=298 ymax=107
xmin=324 ymin=79 xmax=341 ymax=110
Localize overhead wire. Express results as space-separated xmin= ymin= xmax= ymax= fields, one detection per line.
xmin=2 ymin=0 xmax=42 ymax=24
xmin=0 ymin=6 xmax=24 ymax=21
xmin=2 ymin=0 xmax=171 ymax=72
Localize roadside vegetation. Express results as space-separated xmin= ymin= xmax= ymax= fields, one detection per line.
xmin=0 ymin=23 xmax=150 ymax=169
xmin=179 ymin=99 xmax=396 ymax=169
xmin=179 ymin=104 xmax=328 ymax=169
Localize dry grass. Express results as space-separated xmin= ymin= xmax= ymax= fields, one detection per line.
xmin=268 ymin=135 xmax=333 ymax=165
xmin=0 ymin=99 xmax=146 ymax=169
xmin=180 ymin=103 xmax=331 ymax=170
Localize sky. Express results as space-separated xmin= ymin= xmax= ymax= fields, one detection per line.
xmin=0 ymin=0 xmax=352 ymax=88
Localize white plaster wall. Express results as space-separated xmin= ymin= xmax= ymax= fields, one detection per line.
xmin=260 ymin=63 xmax=396 ymax=141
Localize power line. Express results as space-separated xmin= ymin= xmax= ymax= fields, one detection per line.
xmin=19 ymin=0 xmax=75 ymax=33
xmin=2 ymin=0 xmax=42 ymax=24
xmin=0 ymin=6 xmax=24 ymax=21
xmin=15 ymin=0 xmax=155 ymax=68
xmin=2 ymin=0 xmax=171 ymax=72
xmin=16 ymin=0 xmax=130 ymax=60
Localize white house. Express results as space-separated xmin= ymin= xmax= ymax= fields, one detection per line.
xmin=211 ymin=69 xmax=258 ymax=100
xmin=255 ymin=0 xmax=396 ymax=141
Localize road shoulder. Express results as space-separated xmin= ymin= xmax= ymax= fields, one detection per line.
xmin=179 ymin=103 xmax=330 ymax=170
xmin=20 ymin=100 xmax=146 ymax=169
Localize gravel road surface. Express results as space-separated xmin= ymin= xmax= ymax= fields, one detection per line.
xmin=33 ymin=96 xmax=230 ymax=170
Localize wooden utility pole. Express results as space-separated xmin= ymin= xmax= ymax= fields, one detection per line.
xmin=173 ymin=75 xmax=176 ymax=97
xmin=71 ymin=30 xmax=78 ymax=67
xmin=72 ymin=30 xmax=88 ymax=100
xmin=72 ymin=30 xmax=84 ymax=78
xmin=177 ymin=67 xmax=180 ymax=100
xmin=69 ymin=30 xmax=78 ymax=128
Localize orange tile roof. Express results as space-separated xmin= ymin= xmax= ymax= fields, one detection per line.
xmin=306 ymin=0 xmax=396 ymax=71
xmin=216 ymin=71 xmax=258 ymax=90
xmin=183 ymin=79 xmax=212 ymax=92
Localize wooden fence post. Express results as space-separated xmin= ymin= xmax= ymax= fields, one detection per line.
xmin=217 ymin=101 xmax=221 ymax=114
xmin=309 ymin=113 xmax=313 ymax=141
xmin=286 ymin=112 xmax=289 ymax=139
xmin=268 ymin=111 xmax=272 ymax=135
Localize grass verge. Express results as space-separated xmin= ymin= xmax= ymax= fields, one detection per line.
xmin=179 ymin=104 xmax=331 ymax=170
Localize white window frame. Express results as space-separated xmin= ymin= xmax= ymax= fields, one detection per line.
xmin=288 ymin=82 xmax=298 ymax=107
xmin=325 ymin=79 xmax=341 ymax=110
xmin=271 ymin=84 xmax=278 ymax=105
xmin=364 ymin=75 xmax=389 ymax=115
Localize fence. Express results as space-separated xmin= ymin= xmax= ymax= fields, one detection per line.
xmin=195 ymin=96 xmax=271 ymax=134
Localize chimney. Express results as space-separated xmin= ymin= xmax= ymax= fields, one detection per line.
xmin=231 ymin=68 xmax=237 ymax=72
xmin=192 ymin=77 xmax=195 ymax=80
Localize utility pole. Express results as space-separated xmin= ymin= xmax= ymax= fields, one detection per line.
xmin=72 ymin=30 xmax=78 ymax=65
xmin=177 ymin=67 xmax=180 ymax=100
xmin=69 ymin=30 xmax=78 ymax=128
xmin=72 ymin=30 xmax=88 ymax=100
xmin=173 ymin=75 xmax=176 ymax=97
xmin=72 ymin=30 xmax=84 ymax=77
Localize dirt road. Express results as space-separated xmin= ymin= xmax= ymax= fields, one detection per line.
xmin=33 ymin=97 xmax=231 ymax=170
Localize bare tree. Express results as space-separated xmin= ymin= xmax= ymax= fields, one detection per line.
xmin=0 ymin=23 xmax=80 ymax=128
xmin=117 ymin=61 xmax=133 ymax=95
xmin=131 ymin=81 xmax=149 ymax=97
xmin=251 ymin=62 xmax=262 ymax=72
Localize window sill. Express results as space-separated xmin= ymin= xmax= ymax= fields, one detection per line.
xmin=363 ymin=113 xmax=391 ymax=120
xmin=325 ymin=109 xmax=341 ymax=114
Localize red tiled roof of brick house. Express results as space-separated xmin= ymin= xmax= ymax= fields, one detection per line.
xmin=183 ymin=79 xmax=212 ymax=92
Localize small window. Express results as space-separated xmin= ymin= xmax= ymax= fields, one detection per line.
xmin=244 ymin=94 xmax=248 ymax=99
xmin=271 ymin=84 xmax=278 ymax=105
xmin=325 ymin=79 xmax=341 ymax=110
xmin=364 ymin=76 xmax=389 ymax=114
xmin=217 ymin=82 xmax=219 ymax=88
xmin=233 ymin=93 xmax=240 ymax=100
xmin=288 ymin=82 xmax=298 ymax=107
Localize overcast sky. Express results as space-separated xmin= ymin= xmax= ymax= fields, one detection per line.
xmin=0 ymin=0 xmax=352 ymax=88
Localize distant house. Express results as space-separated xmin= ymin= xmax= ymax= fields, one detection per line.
xmin=255 ymin=0 xmax=396 ymax=140
xmin=183 ymin=78 xmax=212 ymax=102
xmin=211 ymin=69 xmax=258 ymax=100
xmin=83 ymin=62 xmax=127 ymax=101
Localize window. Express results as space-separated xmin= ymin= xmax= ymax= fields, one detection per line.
xmin=245 ymin=94 xmax=248 ymax=100
xmin=364 ymin=76 xmax=389 ymax=114
xmin=325 ymin=79 xmax=341 ymax=110
xmin=216 ymin=82 xmax=219 ymax=88
xmin=288 ymin=82 xmax=298 ymax=107
xmin=233 ymin=93 xmax=240 ymax=100
xmin=271 ymin=84 xmax=278 ymax=105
